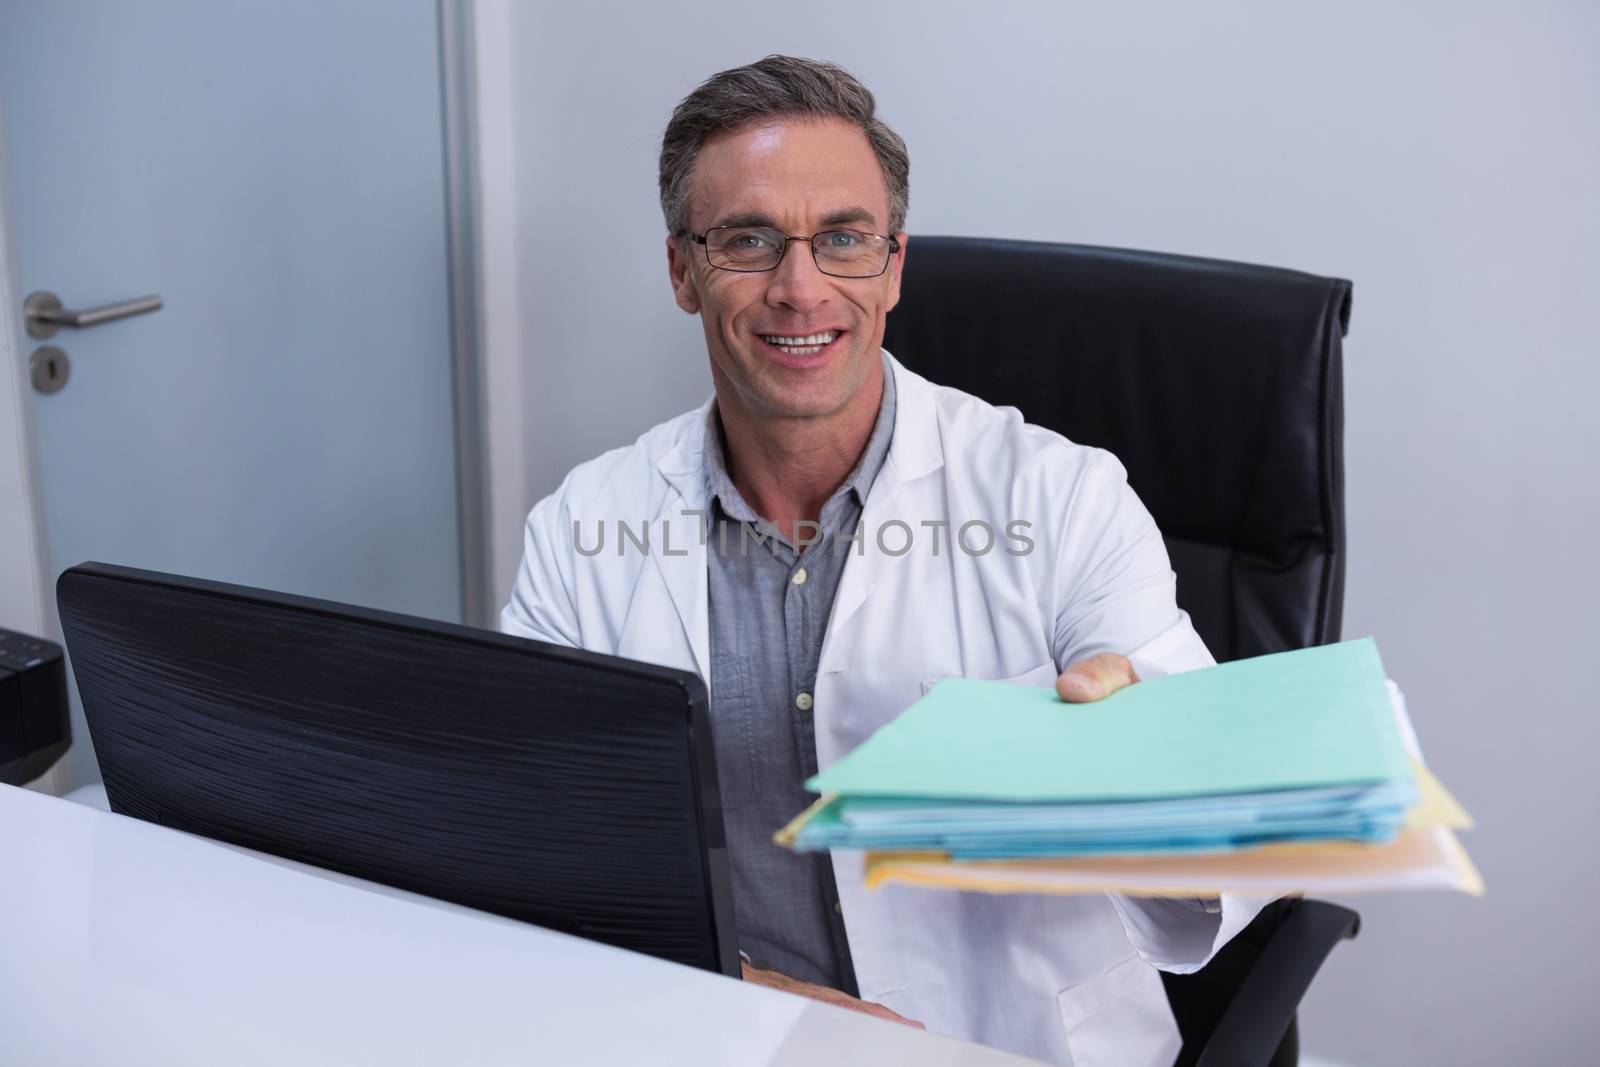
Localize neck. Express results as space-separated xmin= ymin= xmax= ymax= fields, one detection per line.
xmin=715 ymin=362 xmax=885 ymax=542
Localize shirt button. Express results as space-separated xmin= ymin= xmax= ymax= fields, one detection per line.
xmin=791 ymin=567 xmax=808 ymax=586
xmin=833 ymin=901 xmax=843 ymax=915
xmin=795 ymin=692 xmax=813 ymax=712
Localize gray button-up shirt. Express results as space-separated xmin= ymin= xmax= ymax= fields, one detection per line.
xmin=704 ymin=358 xmax=897 ymax=995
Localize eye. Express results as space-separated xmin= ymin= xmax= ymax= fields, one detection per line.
xmin=727 ymin=228 xmax=779 ymax=250
xmin=822 ymin=231 xmax=861 ymax=248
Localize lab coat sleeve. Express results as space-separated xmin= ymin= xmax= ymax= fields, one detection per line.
xmin=500 ymin=485 xmax=583 ymax=648
xmin=1048 ymin=449 xmax=1208 ymax=673
xmin=1049 ymin=449 xmax=1271 ymax=972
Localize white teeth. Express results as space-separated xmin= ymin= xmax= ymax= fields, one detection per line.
xmin=760 ymin=331 xmax=836 ymax=346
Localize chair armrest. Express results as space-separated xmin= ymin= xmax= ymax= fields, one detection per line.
xmin=1194 ymin=899 xmax=1360 ymax=1067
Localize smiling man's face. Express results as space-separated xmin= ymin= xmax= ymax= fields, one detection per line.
xmin=667 ymin=116 xmax=907 ymax=424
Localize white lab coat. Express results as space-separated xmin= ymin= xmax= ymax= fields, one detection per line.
xmin=503 ymin=352 xmax=1266 ymax=1066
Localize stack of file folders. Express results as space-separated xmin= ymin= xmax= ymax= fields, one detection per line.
xmin=778 ymin=638 xmax=1481 ymax=898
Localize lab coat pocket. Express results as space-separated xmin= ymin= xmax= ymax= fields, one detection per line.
xmin=920 ymin=660 xmax=1058 ymax=696
xmin=1055 ymin=956 xmax=1181 ymax=1067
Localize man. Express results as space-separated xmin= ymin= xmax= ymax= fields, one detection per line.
xmin=503 ymin=55 xmax=1263 ymax=1067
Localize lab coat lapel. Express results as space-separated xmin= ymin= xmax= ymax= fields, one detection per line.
xmin=644 ymin=414 xmax=712 ymax=685
xmin=818 ymin=354 xmax=944 ymax=677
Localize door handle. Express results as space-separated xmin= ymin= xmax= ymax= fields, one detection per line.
xmin=24 ymin=290 xmax=163 ymax=339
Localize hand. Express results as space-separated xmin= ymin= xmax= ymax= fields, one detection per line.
xmin=1055 ymin=651 xmax=1139 ymax=703
xmin=741 ymin=960 xmax=925 ymax=1029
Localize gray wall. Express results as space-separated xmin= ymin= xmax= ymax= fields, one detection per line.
xmin=506 ymin=2 xmax=1599 ymax=1062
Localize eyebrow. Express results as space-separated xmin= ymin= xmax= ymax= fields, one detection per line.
xmin=710 ymin=206 xmax=882 ymax=231
xmin=821 ymin=206 xmax=880 ymax=229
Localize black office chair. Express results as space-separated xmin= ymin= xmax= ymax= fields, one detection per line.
xmin=883 ymin=236 xmax=1360 ymax=1067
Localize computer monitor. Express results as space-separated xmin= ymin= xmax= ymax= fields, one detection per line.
xmin=56 ymin=562 xmax=739 ymax=977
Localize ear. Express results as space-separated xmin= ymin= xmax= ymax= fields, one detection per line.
xmin=666 ymin=234 xmax=702 ymax=315
xmin=882 ymin=231 xmax=908 ymax=314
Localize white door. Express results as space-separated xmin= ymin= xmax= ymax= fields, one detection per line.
xmin=1 ymin=0 xmax=466 ymax=787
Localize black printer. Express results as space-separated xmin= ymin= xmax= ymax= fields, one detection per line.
xmin=0 ymin=627 xmax=70 ymax=786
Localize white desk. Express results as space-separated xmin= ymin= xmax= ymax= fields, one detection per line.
xmin=0 ymin=784 xmax=1038 ymax=1065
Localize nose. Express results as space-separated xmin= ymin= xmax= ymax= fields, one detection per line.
xmin=764 ymin=237 xmax=832 ymax=315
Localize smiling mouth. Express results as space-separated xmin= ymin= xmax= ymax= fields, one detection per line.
xmin=756 ymin=329 xmax=843 ymax=358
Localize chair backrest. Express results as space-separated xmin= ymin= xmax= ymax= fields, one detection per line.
xmin=882 ymin=236 xmax=1351 ymax=662
xmin=883 ymin=237 xmax=1354 ymax=1065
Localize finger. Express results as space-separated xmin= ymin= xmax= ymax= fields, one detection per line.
xmin=1055 ymin=651 xmax=1139 ymax=703
xmin=745 ymin=965 xmax=925 ymax=1030
xmin=854 ymin=999 xmax=926 ymax=1029
xmin=815 ymin=987 xmax=918 ymax=1028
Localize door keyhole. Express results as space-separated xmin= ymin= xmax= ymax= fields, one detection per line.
xmin=29 ymin=345 xmax=71 ymax=395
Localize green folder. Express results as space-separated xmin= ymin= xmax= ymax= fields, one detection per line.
xmin=806 ymin=637 xmax=1409 ymax=802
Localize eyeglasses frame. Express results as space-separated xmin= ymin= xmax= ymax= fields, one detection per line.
xmin=678 ymin=225 xmax=902 ymax=279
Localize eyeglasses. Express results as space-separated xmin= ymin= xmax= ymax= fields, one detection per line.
xmin=680 ymin=225 xmax=900 ymax=278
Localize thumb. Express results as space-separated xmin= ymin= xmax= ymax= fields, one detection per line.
xmin=1055 ymin=652 xmax=1139 ymax=703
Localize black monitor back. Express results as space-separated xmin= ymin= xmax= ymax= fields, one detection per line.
xmin=56 ymin=562 xmax=738 ymax=977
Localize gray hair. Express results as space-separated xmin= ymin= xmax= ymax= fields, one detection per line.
xmin=658 ymin=55 xmax=910 ymax=238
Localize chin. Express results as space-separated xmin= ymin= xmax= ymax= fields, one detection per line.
xmin=750 ymin=376 xmax=853 ymax=419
